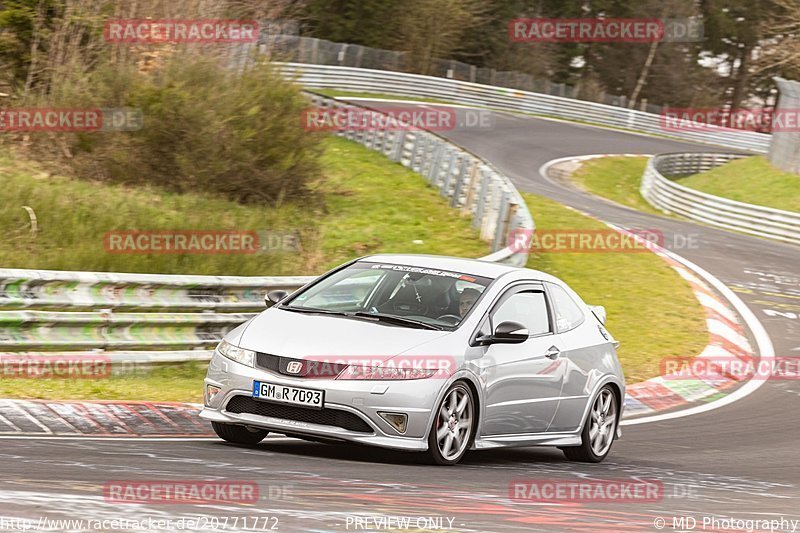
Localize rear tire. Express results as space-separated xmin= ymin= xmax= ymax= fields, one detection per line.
xmin=212 ymin=422 xmax=268 ymax=445
xmin=562 ymin=385 xmax=617 ymax=463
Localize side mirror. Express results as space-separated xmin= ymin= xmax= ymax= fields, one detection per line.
xmin=266 ymin=289 xmax=290 ymax=306
xmin=590 ymin=305 xmax=607 ymax=325
xmin=477 ymin=321 xmax=529 ymax=345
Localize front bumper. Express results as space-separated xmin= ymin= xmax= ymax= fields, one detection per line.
xmin=199 ymin=352 xmax=443 ymax=451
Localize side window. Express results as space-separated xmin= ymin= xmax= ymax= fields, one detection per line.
xmin=547 ymin=283 xmax=585 ymax=332
xmin=491 ymin=290 xmax=550 ymax=336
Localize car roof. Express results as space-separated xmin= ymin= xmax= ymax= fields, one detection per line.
xmin=359 ymin=254 xmax=560 ymax=283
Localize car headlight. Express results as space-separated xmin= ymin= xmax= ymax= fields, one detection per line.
xmin=216 ymin=339 xmax=255 ymax=367
xmin=336 ymin=365 xmax=438 ymax=380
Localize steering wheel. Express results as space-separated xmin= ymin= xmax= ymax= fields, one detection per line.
xmin=436 ymin=314 xmax=462 ymax=325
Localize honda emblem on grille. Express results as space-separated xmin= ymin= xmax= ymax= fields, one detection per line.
xmin=286 ymin=361 xmax=303 ymax=374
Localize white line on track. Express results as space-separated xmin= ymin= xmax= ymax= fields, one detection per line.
xmin=538 ymin=155 xmax=776 ymax=426
xmin=620 ymin=242 xmax=774 ymax=426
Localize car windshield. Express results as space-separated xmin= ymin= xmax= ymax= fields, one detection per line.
xmin=282 ymin=261 xmax=492 ymax=329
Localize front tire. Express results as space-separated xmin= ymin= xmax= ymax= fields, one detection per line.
xmin=562 ymin=385 xmax=617 ymax=463
xmin=212 ymin=422 xmax=268 ymax=445
xmin=427 ymin=382 xmax=475 ymax=465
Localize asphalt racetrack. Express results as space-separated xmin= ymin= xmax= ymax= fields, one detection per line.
xmin=2 ymin=104 xmax=798 ymax=532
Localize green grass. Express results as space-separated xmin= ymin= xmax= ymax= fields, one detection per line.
xmin=570 ymin=155 xmax=800 ymax=222
xmin=0 ymin=142 xmax=709 ymax=401
xmin=570 ymin=156 xmax=662 ymax=215
xmin=522 ymin=193 xmax=709 ymax=383
xmin=678 ymin=156 xmax=800 ymax=213
xmin=0 ymin=134 xmax=489 ymax=403
xmin=0 ymin=136 xmax=489 ymax=275
xmin=313 ymin=141 xmax=490 ymax=266
xmin=0 ymin=194 xmax=709 ymax=401
xmin=0 ymin=363 xmax=209 ymax=403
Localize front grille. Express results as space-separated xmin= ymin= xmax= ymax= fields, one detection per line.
xmin=256 ymin=353 xmax=347 ymax=379
xmin=256 ymin=352 xmax=281 ymax=373
xmin=225 ymin=395 xmax=373 ymax=433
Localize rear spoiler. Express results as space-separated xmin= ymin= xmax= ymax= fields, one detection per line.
xmin=589 ymin=305 xmax=607 ymax=325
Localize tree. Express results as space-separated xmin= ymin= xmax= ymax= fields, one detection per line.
xmin=300 ymin=0 xmax=396 ymax=47
xmin=388 ymin=0 xmax=486 ymax=75
xmin=752 ymin=0 xmax=800 ymax=103
xmin=700 ymin=0 xmax=770 ymax=109
xmin=0 ymin=0 xmax=58 ymax=93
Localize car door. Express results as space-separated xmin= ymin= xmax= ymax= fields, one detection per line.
xmin=477 ymin=283 xmax=566 ymax=436
xmin=544 ymin=281 xmax=609 ymax=433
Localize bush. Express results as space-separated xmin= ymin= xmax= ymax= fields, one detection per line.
xmin=57 ymin=54 xmax=324 ymax=206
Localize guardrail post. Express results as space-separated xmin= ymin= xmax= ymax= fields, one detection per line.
xmin=391 ymin=130 xmax=406 ymax=162
xmin=422 ymin=137 xmax=436 ymax=176
xmin=464 ymin=161 xmax=481 ymax=215
xmin=440 ymin=150 xmax=457 ymax=195
xmin=427 ymin=143 xmax=445 ymax=184
xmin=415 ymin=136 xmax=428 ymax=174
xmin=492 ymin=193 xmax=512 ymax=251
xmin=473 ymin=169 xmax=490 ymax=228
xmin=481 ymin=180 xmax=501 ymax=240
xmin=364 ymin=121 xmax=377 ymax=149
xmin=407 ymin=133 xmax=422 ymax=170
xmin=450 ymin=156 xmax=468 ymax=208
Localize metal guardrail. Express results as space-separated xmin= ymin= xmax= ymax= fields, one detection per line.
xmin=306 ymin=92 xmax=534 ymax=263
xmin=278 ymin=63 xmax=771 ymax=154
xmin=0 ymin=268 xmax=314 ymax=361
xmin=640 ymin=153 xmax=800 ymax=246
xmin=0 ymin=92 xmax=533 ymax=363
xmin=0 ymin=268 xmax=313 ymax=311
xmin=0 ymin=310 xmax=254 ymax=350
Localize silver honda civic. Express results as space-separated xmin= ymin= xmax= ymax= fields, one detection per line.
xmin=200 ymin=254 xmax=625 ymax=465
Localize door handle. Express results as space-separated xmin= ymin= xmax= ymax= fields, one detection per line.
xmin=544 ymin=346 xmax=561 ymax=360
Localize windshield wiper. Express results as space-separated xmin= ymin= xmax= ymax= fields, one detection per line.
xmin=280 ymin=307 xmax=443 ymax=330
xmin=280 ymin=306 xmax=348 ymax=316
xmin=348 ymin=312 xmax=443 ymax=330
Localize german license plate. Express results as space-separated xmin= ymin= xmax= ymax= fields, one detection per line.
xmin=252 ymin=381 xmax=324 ymax=409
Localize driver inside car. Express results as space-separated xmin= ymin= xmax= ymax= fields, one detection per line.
xmin=458 ymin=288 xmax=481 ymax=318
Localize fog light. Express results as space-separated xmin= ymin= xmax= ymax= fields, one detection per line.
xmin=206 ymin=385 xmax=222 ymax=406
xmin=379 ymin=412 xmax=408 ymax=434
